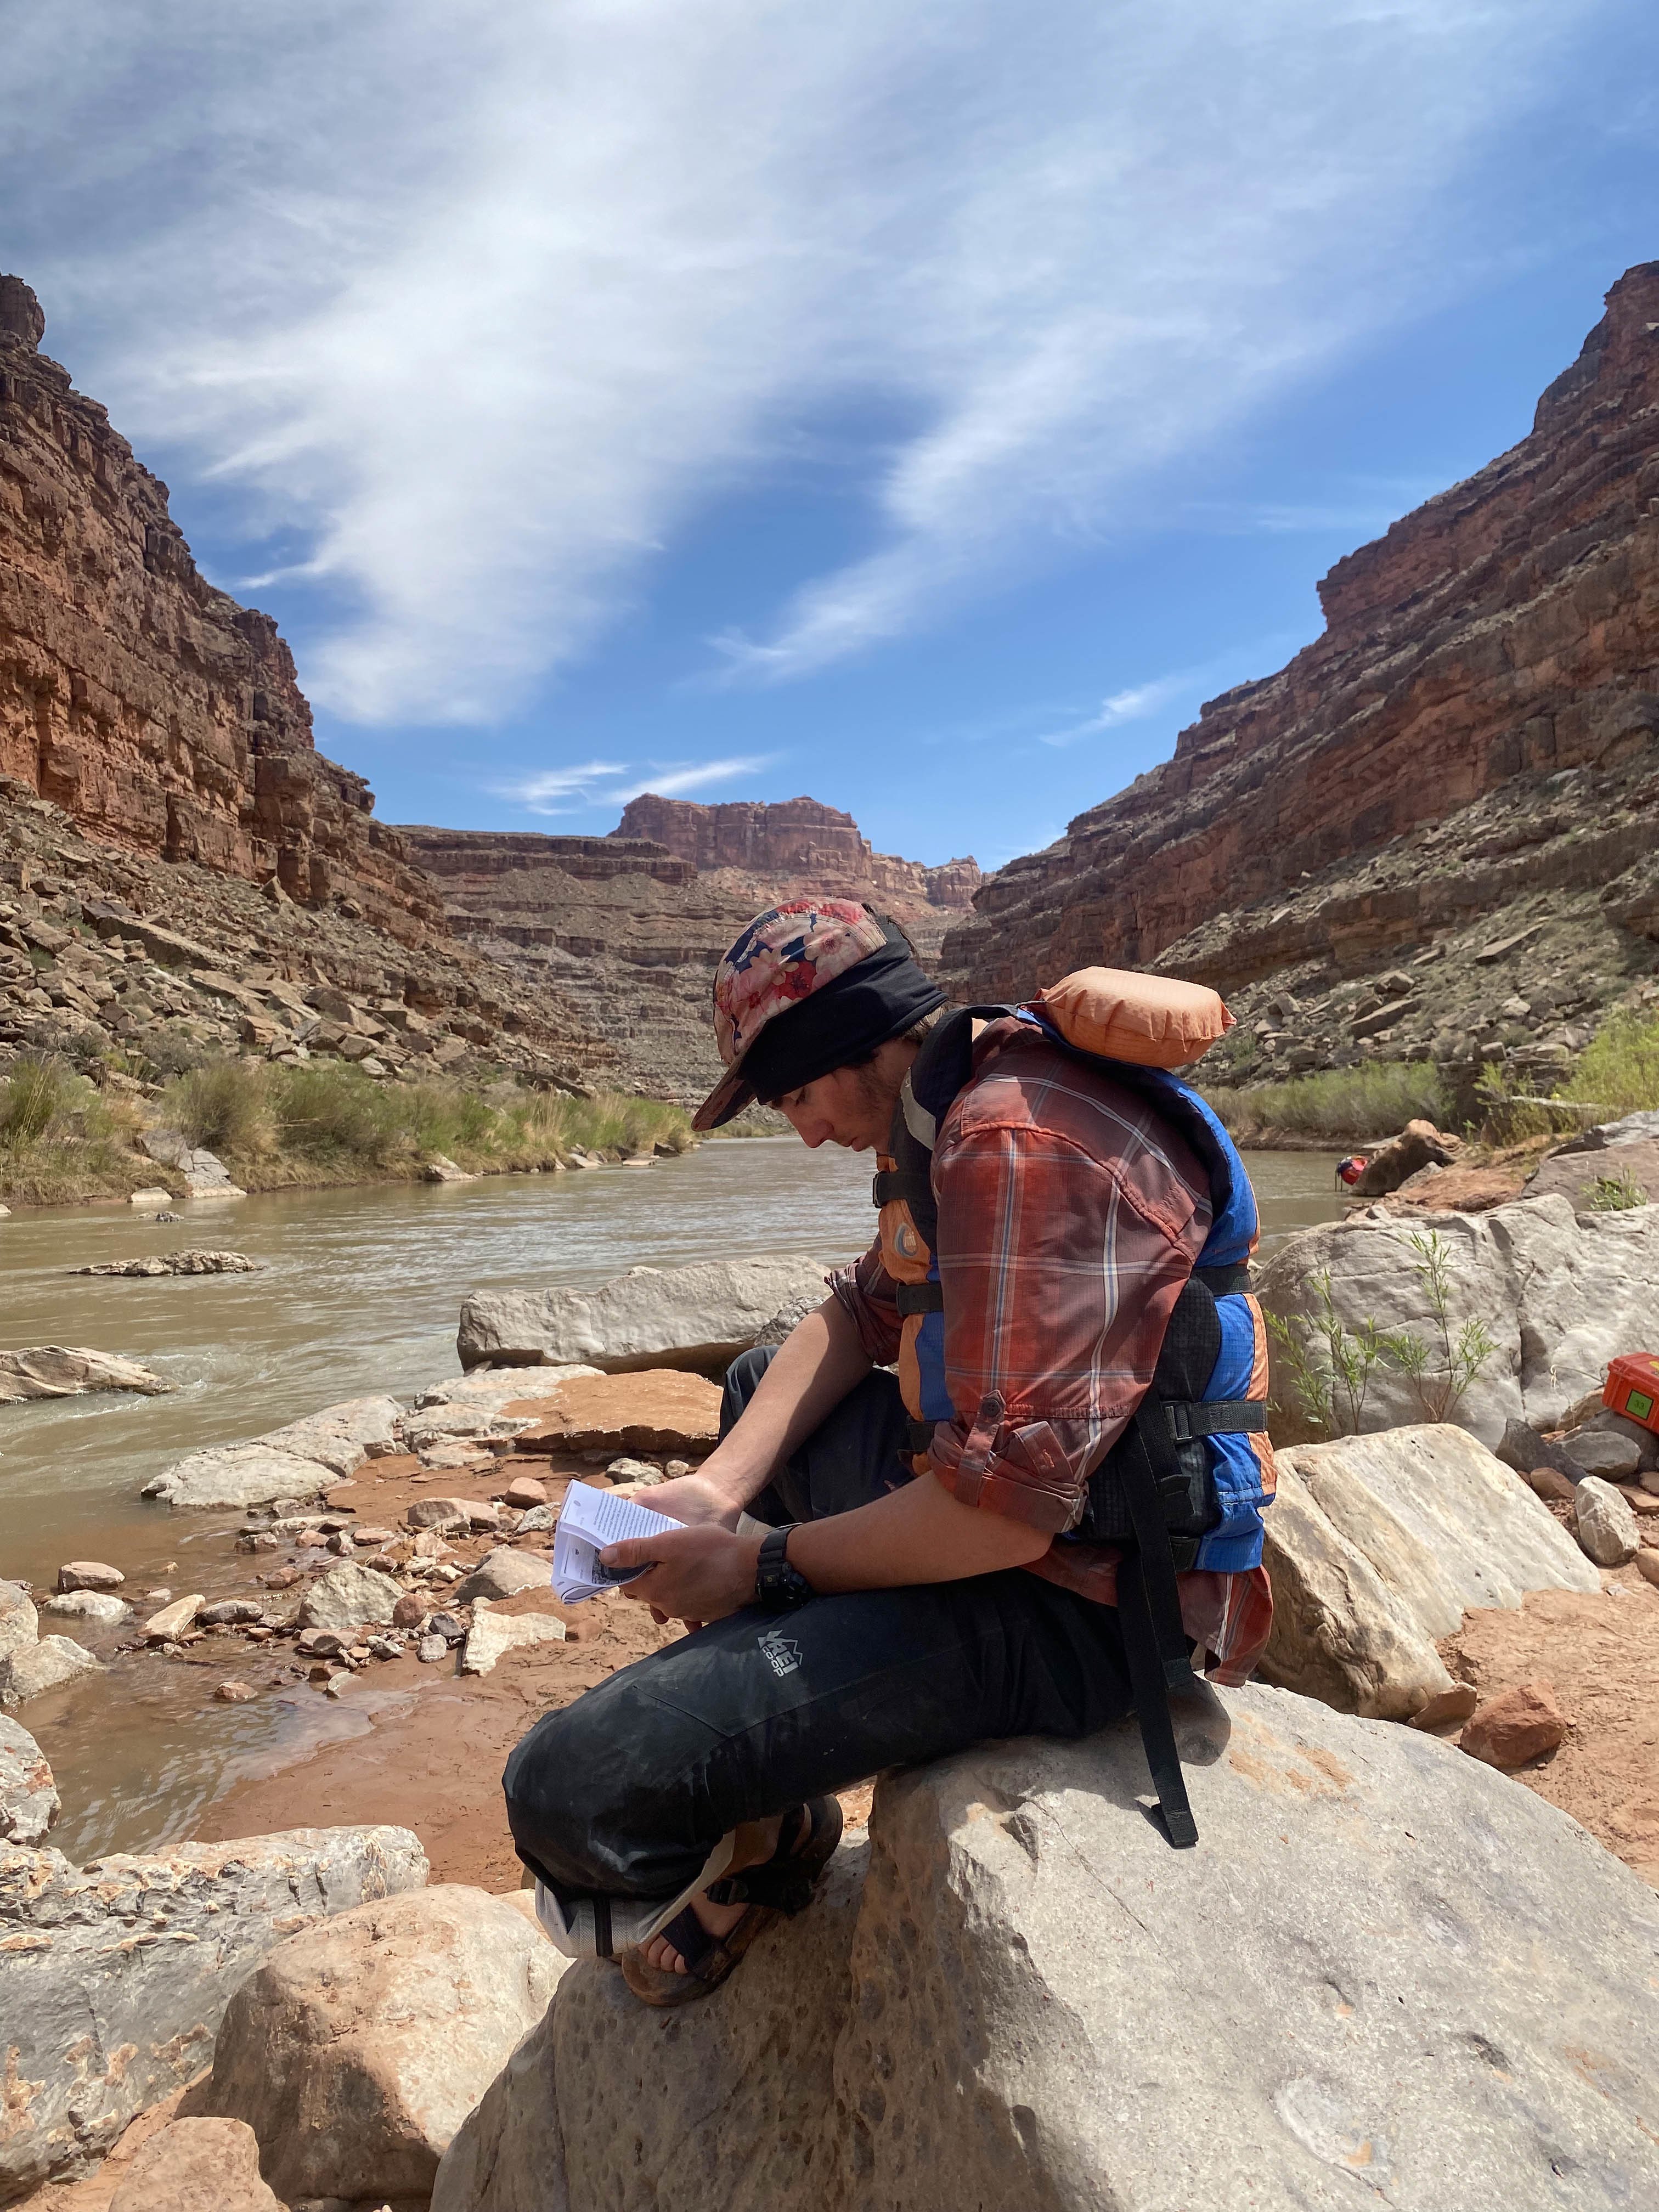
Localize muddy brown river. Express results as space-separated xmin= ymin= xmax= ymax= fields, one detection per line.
xmin=1 ymin=1141 xmax=1342 ymax=1862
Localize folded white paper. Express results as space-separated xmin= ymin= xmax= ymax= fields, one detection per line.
xmin=552 ymin=1479 xmax=684 ymax=1603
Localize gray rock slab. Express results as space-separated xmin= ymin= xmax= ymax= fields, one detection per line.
xmin=0 ymin=1633 xmax=103 ymax=1708
xmin=1562 ymin=1427 xmax=1644 ymax=1480
xmin=0 ymin=1347 xmax=176 ymax=1403
xmin=460 ymin=1605 xmax=565 ymax=1677
xmin=0 ymin=1823 xmax=427 ymax=2198
xmin=413 ymin=1365 xmax=600 ymax=1410
xmin=0 ymin=1716 xmax=59 ymax=1845
xmin=457 ymin=1254 xmax=830 ymax=1375
xmin=436 ymin=1685 xmax=1659 ymax=2212
xmin=453 ymin=1548 xmax=552 ymax=1605
xmin=1262 ymin=1425 xmax=1597 ymax=1719
xmin=1258 ymin=1194 xmax=1659 ymax=1443
xmin=142 ymin=1394 xmax=403 ymax=1506
xmin=202 ymin=1883 xmax=567 ymax=2204
xmin=0 ymin=1579 xmax=38 ymax=1665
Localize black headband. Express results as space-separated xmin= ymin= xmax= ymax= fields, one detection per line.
xmin=740 ymin=922 xmax=945 ymax=1105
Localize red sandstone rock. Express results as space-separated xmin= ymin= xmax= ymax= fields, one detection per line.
xmin=943 ymin=263 xmax=1659 ymax=1004
xmin=505 ymin=1369 xmax=722 ymax=1456
xmin=1459 ymin=1680 xmax=1568 ymax=1769
xmin=614 ymin=794 xmax=979 ymax=911
xmin=0 ymin=279 xmax=443 ymax=940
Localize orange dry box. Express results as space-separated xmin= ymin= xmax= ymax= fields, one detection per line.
xmin=1604 ymin=1353 xmax=1659 ymax=1436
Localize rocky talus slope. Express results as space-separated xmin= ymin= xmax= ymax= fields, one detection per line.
xmin=400 ymin=802 xmax=979 ymax=1102
xmin=0 ymin=781 xmax=615 ymax=1091
xmin=943 ymin=263 xmax=1659 ymax=1090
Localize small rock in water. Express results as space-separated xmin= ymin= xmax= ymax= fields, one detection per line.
xmin=1460 ymin=1680 xmax=1568 ymax=1769
xmin=198 ymin=1599 xmax=266 ymax=1627
xmin=326 ymin=1532 xmax=354 ymax=1555
xmin=143 ymin=1593 xmax=204 ymax=1641
xmin=416 ymin=1633 xmax=449 ymax=1664
xmin=57 ymin=1560 xmax=125 ymax=1593
xmin=296 ymin=1530 xmax=329 ymax=1549
xmin=215 ymin=1681 xmax=258 ymax=1703
xmin=236 ymin=1531 xmax=281 ymax=1553
xmin=42 ymin=1591 xmax=130 ymax=1624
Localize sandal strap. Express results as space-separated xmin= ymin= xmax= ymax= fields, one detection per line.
xmin=654 ymin=1904 xmax=726 ymax=1979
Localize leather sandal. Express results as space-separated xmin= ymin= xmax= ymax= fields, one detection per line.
xmin=619 ymin=1796 xmax=844 ymax=2008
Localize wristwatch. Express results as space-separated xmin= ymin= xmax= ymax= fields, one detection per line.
xmin=754 ymin=1525 xmax=816 ymax=1612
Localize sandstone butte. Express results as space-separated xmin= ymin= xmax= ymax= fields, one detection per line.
xmin=397 ymin=800 xmax=980 ymax=1099
xmin=940 ymin=261 xmax=1659 ymax=1088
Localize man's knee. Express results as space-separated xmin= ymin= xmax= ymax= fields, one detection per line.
xmin=721 ymin=1342 xmax=778 ymax=1434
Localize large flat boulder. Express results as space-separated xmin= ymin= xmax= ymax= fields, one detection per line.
xmin=0 ymin=1579 xmax=37 ymax=1666
xmin=201 ymin=1884 xmax=566 ymax=2206
xmin=0 ymin=1823 xmax=427 ymax=2199
xmin=1259 ymin=1425 xmax=1599 ymax=1718
xmin=1258 ymin=1194 xmax=1659 ymax=1443
xmin=436 ymin=1684 xmax=1659 ymax=2212
xmin=504 ymin=1370 xmax=723 ymax=1457
xmin=0 ymin=1347 xmax=175 ymax=1403
xmin=457 ymin=1254 xmax=829 ymax=1375
xmin=142 ymin=1393 xmax=403 ymax=1508
xmin=0 ymin=1633 xmax=103 ymax=1709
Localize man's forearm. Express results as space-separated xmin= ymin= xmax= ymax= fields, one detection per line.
xmin=787 ymin=1466 xmax=1052 ymax=1592
xmin=697 ymin=1297 xmax=874 ymax=1508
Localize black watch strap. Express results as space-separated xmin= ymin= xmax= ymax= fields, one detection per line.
xmin=755 ymin=1524 xmax=816 ymax=1612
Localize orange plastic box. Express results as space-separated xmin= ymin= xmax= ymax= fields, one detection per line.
xmin=1604 ymin=1353 xmax=1659 ymax=1435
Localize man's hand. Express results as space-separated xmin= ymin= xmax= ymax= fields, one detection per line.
xmin=602 ymin=1523 xmax=763 ymax=1627
xmin=623 ymin=1470 xmax=741 ymax=1532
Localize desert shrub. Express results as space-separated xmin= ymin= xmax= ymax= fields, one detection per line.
xmin=268 ymin=1063 xmax=405 ymax=1165
xmin=161 ymin=1059 xmax=274 ymax=1155
xmin=0 ymin=1054 xmax=77 ymax=1149
xmin=1202 ymin=1060 xmax=1449 ymax=1145
xmin=1583 ymin=1167 xmax=1647 ymax=1212
xmin=1558 ymin=1008 xmax=1659 ymax=1119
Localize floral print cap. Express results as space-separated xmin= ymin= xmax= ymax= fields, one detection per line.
xmin=693 ymin=899 xmax=889 ymax=1130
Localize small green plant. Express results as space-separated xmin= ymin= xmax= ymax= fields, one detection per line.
xmin=0 ymin=1054 xmax=74 ymax=1149
xmin=1200 ymin=1060 xmax=1449 ymax=1144
xmin=1559 ymin=1007 xmax=1659 ymax=1118
xmin=162 ymin=1059 xmax=273 ymax=1155
xmin=1384 ymin=1229 xmax=1500 ymax=1423
xmin=1583 ymin=1167 xmax=1647 ymax=1212
xmin=1267 ymin=1272 xmax=1393 ymax=1436
xmin=1268 ymin=1229 xmax=1499 ymax=1436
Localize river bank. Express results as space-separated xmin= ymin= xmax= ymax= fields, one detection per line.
xmin=1 ymin=1144 xmax=1349 ymax=1867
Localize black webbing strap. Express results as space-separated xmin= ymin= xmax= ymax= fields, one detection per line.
xmin=1115 ymin=1403 xmax=1200 ymax=1849
xmin=592 ymin=1895 xmax=614 ymax=1958
xmin=893 ymin=1281 xmax=945 ymax=1316
xmin=905 ymin=1417 xmax=936 ymax=1453
xmin=872 ymin=1169 xmax=933 ymax=1209
xmin=1164 ymin=1398 xmax=1267 ymax=1441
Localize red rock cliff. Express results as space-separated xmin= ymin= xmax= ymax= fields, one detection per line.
xmin=0 ymin=275 xmax=443 ymax=943
xmin=943 ymin=262 xmax=1659 ymax=999
xmin=614 ymin=794 xmax=979 ymax=910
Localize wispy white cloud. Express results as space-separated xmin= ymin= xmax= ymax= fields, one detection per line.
xmin=0 ymin=0 xmax=1613 ymax=721
xmin=490 ymin=752 xmax=776 ymax=818
xmin=1037 ymin=676 xmax=1193 ymax=750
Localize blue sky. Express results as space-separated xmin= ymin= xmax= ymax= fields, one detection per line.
xmin=3 ymin=1 xmax=1656 ymax=872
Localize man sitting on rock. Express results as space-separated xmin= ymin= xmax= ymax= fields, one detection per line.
xmin=504 ymin=900 xmax=1274 ymax=2007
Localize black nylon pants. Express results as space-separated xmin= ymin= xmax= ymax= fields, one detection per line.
xmin=503 ymin=1347 xmax=1133 ymax=1903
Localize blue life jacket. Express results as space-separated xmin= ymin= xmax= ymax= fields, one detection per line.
xmin=873 ymin=1003 xmax=1276 ymax=1847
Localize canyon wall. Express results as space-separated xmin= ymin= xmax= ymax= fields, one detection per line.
xmin=0 ymin=275 xmax=442 ymax=944
xmin=941 ymin=263 xmax=1659 ymax=1090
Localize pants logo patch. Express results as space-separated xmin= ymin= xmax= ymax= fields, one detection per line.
xmin=758 ymin=1628 xmax=802 ymax=1678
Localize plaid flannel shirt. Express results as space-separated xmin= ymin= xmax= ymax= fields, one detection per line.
xmin=830 ymin=1018 xmax=1273 ymax=1685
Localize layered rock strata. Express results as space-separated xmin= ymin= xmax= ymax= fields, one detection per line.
xmin=0 ymin=276 xmax=440 ymax=939
xmin=400 ymin=805 xmax=978 ymax=1100
xmin=943 ymin=263 xmax=1659 ymax=1086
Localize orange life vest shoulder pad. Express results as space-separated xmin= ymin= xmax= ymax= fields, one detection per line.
xmin=1028 ymin=967 xmax=1231 ymax=1069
